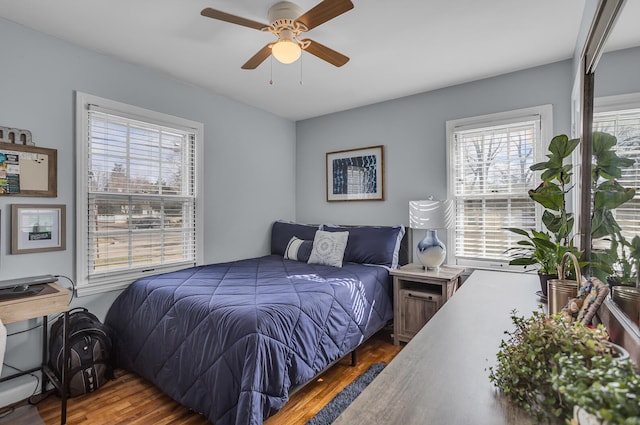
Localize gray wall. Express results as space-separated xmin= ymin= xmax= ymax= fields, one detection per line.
xmin=0 ymin=17 xmax=296 ymax=403
xmin=595 ymin=46 xmax=640 ymax=97
xmin=295 ymin=60 xmax=574 ymax=228
xmin=294 ymin=45 xmax=640 ymax=265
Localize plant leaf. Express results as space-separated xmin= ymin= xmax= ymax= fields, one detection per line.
xmin=548 ymin=134 xmax=579 ymax=159
xmin=529 ymin=182 xmax=563 ymax=211
xmin=505 ymin=227 xmax=531 ymax=237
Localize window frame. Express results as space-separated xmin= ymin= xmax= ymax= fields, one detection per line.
xmin=75 ymin=92 xmax=204 ymax=296
xmin=445 ymin=104 xmax=553 ymax=270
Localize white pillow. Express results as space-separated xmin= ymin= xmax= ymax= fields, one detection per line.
xmin=308 ymin=230 xmax=349 ymax=268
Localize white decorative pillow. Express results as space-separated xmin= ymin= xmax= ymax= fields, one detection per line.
xmin=308 ymin=230 xmax=349 ymax=268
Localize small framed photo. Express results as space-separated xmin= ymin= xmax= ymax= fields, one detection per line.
xmin=11 ymin=204 xmax=66 ymax=254
xmin=326 ymin=145 xmax=384 ymax=202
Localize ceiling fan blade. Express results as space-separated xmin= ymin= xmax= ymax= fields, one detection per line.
xmin=201 ymin=8 xmax=268 ymax=31
xmin=241 ymin=44 xmax=274 ymax=69
xmin=296 ymin=0 xmax=354 ymax=30
xmin=301 ymin=39 xmax=349 ymax=67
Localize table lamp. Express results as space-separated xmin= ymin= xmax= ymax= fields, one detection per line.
xmin=409 ymin=199 xmax=454 ymax=270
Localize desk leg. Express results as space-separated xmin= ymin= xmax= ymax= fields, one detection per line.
xmin=393 ymin=278 xmax=400 ymax=346
xmin=60 ymin=311 xmax=69 ymax=425
xmin=42 ymin=316 xmax=49 ymax=394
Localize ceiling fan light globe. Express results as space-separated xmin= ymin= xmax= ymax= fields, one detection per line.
xmin=272 ymin=40 xmax=302 ymax=64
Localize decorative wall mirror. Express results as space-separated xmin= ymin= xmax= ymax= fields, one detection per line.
xmin=577 ymin=0 xmax=640 ymax=355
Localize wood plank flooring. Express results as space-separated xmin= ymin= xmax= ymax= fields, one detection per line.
xmin=35 ymin=328 xmax=401 ymax=425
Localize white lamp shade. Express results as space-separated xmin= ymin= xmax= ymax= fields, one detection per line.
xmin=409 ymin=199 xmax=454 ymax=230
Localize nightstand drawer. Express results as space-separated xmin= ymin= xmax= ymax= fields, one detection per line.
xmin=398 ymin=289 xmax=442 ymax=340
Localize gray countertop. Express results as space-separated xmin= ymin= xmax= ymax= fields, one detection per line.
xmin=333 ymin=270 xmax=543 ymax=425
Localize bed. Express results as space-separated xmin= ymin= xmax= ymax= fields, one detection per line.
xmin=105 ymin=222 xmax=406 ymax=425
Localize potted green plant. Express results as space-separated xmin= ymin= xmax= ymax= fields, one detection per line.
xmin=488 ymin=309 xmax=615 ymax=423
xmin=551 ymin=354 xmax=640 ymax=425
xmin=506 ymin=134 xmax=583 ymax=296
xmin=607 ymin=234 xmax=640 ymax=324
xmin=603 ymin=234 xmax=640 ymax=287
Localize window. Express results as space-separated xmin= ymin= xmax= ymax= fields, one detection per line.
xmin=76 ymin=93 xmax=203 ymax=295
xmin=594 ymin=93 xmax=640 ymax=241
xmin=446 ymin=105 xmax=552 ymax=269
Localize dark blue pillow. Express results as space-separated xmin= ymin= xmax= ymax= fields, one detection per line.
xmin=322 ymin=225 xmax=405 ymax=268
xmin=283 ymin=237 xmax=314 ymax=262
xmin=271 ymin=221 xmax=320 ymax=256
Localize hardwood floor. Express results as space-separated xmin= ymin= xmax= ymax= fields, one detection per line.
xmin=36 ymin=328 xmax=402 ymax=425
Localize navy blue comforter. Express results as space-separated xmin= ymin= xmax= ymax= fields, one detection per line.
xmin=105 ymin=255 xmax=393 ymax=425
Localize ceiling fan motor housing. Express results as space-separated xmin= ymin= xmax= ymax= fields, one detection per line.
xmin=267 ymin=1 xmax=310 ymax=53
xmin=268 ymin=1 xmax=303 ymax=27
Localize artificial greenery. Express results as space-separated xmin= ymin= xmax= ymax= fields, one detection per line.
xmin=552 ymin=354 xmax=640 ymax=424
xmin=488 ymin=309 xmax=614 ymax=423
xmin=506 ymin=134 xmax=583 ymax=275
xmin=589 ymin=131 xmax=636 ymax=284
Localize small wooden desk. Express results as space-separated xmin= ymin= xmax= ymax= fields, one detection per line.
xmin=334 ymin=270 xmax=544 ymax=425
xmin=0 ymin=283 xmax=70 ymax=425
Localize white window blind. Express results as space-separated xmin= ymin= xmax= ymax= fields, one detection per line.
xmin=593 ymin=106 xmax=640 ymax=239
xmin=447 ymin=105 xmax=551 ymax=268
xmin=76 ymin=93 xmax=202 ymax=295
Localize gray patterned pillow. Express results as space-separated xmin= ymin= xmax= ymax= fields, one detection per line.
xmin=308 ymin=230 xmax=349 ymax=267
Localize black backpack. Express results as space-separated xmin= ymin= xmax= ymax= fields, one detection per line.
xmin=49 ymin=307 xmax=113 ymax=397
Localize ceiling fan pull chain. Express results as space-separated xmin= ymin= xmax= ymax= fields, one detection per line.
xmin=269 ymin=55 xmax=274 ymax=85
xmin=299 ymin=54 xmax=303 ymax=86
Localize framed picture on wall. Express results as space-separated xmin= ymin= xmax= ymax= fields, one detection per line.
xmin=0 ymin=141 xmax=58 ymax=197
xmin=11 ymin=204 xmax=66 ymax=254
xmin=326 ymin=145 xmax=384 ymax=202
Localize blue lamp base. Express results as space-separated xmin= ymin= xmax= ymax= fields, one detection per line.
xmin=416 ymin=229 xmax=446 ymax=270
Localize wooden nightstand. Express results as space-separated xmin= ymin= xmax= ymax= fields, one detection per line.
xmin=391 ymin=264 xmax=464 ymax=345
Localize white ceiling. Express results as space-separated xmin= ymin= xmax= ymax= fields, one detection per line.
xmin=1 ymin=0 xmax=639 ymax=121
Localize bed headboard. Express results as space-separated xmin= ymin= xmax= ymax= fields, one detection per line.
xmin=273 ymin=222 xmax=411 ymax=267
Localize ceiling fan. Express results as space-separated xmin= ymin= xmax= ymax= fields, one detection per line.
xmin=201 ymin=0 xmax=354 ymax=69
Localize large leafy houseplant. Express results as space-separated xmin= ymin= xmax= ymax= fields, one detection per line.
xmin=488 ymin=309 xmax=616 ymax=423
xmin=589 ymin=131 xmax=637 ymax=285
xmin=506 ymin=135 xmax=583 ymax=284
